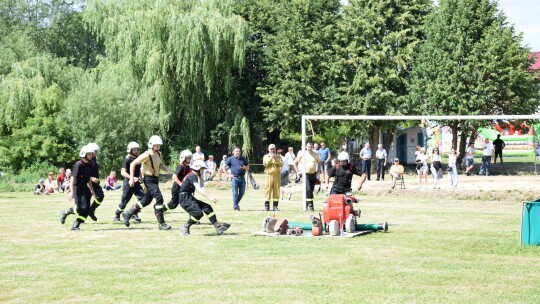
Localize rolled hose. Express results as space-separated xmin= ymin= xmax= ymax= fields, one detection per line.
xmin=355 ymin=222 xmax=388 ymax=232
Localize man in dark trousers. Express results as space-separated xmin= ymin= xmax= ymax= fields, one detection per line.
xmin=164 ymin=149 xmax=192 ymax=212
xmin=179 ymin=160 xmax=230 ymax=235
xmin=225 ymin=147 xmax=249 ymax=211
xmin=114 ymin=142 xmax=144 ymax=223
xmin=493 ymin=134 xmax=506 ymax=164
xmin=325 ymin=152 xmax=362 ymax=194
xmin=86 ymin=142 xmax=104 ymax=221
xmin=59 ymin=145 xmax=95 ymax=230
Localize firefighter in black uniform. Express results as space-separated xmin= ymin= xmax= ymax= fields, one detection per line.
xmin=59 ymin=145 xmax=95 ymax=230
xmin=179 ymin=160 xmax=230 ymax=235
xmin=86 ymin=142 xmax=104 ymax=221
xmin=122 ymin=135 xmax=172 ymax=230
xmin=325 ymin=152 xmax=362 ymax=195
xmin=114 ymin=141 xmax=144 ymax=223
xmin=163 ymin=149 xmax=192 ymax=213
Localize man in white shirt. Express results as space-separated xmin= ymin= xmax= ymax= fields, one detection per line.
xmin=192 ymin=146 xmax=205 ymax=165
xmin=285 ymin=147 xmax=296 ymax=179
xmin=465 ymin=143 xmax=475 ymax=176
xmin=375 ymin=144 xmax=387 ymax=181
xmin=479 ymin=138 xmax=494 ymax=176
xmin=205 ymin=155 xmax=217 ymax=181
xmin=359 ymin=143 xmax=372 ymax=181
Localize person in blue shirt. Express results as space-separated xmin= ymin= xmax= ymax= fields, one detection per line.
xmin=225 ymin=147 xmax=249 ymax=211
xmin=318 ymin=142 xmax=331 ymax=184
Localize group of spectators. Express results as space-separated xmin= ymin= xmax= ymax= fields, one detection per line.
xmin=34 ymin=168 xmax=71 ymax=195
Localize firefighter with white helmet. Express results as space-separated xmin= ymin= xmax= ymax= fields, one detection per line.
xmin=122 ymin=135 xmax=173 ymax=230
xmin=178 ymin=160 xmax=231 ymax=235
xmin=163 ymin=149 xmax=193 ymax=213
xmin=114 ymin=141 xmax=144 ymax=223
xmin=86 ymin=142 xmax=104 ymax=222
xmin=325 ymin=151 xmax=363 ymax=195
xmin=59 ymin=145 xmax=96 ymax=230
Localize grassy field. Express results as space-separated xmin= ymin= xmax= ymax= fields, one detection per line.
xmin=1 ymin=171 xmax=540 ymax=303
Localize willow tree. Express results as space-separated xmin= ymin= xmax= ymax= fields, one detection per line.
xmin=84 ymin=0 xmax=248 ymax=147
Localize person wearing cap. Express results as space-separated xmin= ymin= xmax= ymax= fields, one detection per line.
xmin=389 ymin=158 xmax=405 ymax=189
xmin=122 ymin=135 xmax=173 ymax=230
xmin=263 ymin=144 xmax=283 ymax=211
xmin=34 ymin=179 xmax=48 ymax=195
xmin=179 ymin=160 xmax=230 ymax=235
xmin=114 ymin=142 xmax=145 ymax=223
xmin=225 ymin=147 xmax=249 ymax=211
xmin=325 ymin=151 xmax=362 ymax=194
xmin=59 ymin=145 xmax=95 ymax=230
xmin=293 ymin=142 xmax=320 ymax=211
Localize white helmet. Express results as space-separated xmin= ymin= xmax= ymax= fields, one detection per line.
xmin=179 ymin=150 xmax=193 ymax=162
xmin=126 ymin=141 xmax=140 ymax=153
xmin=191 ymin=160 xmax=207 ymax=171
xmin=79 ymin=145 xmax=94 ymax=158
xmin=87 ymin=142 xmax=100 ymax=152
xmin=148 ymin=135 xmax=163 ymax=148
xmin=337 ymin=151 xmax=350 ymax=161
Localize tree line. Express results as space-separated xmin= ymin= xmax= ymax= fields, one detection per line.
xmin=0 ymin=0 xmax=538 ymax=173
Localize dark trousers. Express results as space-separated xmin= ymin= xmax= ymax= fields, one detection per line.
xmin=92 ymin=182 xmax=104 ymax=202
xmin=306 ymin=173 xmax=316 ymax=206
xmin=179 ymin=193 xmax=217 ymax=223
xmin=166 ymin=183 xmax=180 ymax=210
xmin=118 ymin=179 xmax=145 ymax=211
xmin=362 ymin=159 xmax=371 ymax=180
xmin=74 ymin=187 xmax=92 ymax=223
xmin=376 ymin=159 xmax=386 ymax=180
xmin=494 ymin=149 xmax=503 ymax=163
xmin=140 ymin=176 xmax=164 ymax=208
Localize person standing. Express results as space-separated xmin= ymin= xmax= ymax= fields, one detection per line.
xmin=359 ymin=143 xmax=372 ymax=181
xmin=114 ymin=142 xmax=144 ymax=223
xmin=493 ymin=134 xmax=506 ymax=164
xmin=59 ymin=145 xmax=95 ymax=230
xmin=293 ymin=143 xmax=320 ymax=211
xmin=122 ymin=135 xmax=173 ymax=230
xmin=318 ymin=142 xmax=331 ymax=184
xmin=225 ymin=147 xmax=249 ymax=211
xmin=430 ymin=147 xmax=442 ymax=189
xmin=285 ymin=147 xmax=296 ymax=179
xmin=375 ymin=144 xmax=387 ymax=181
xmin=178 ymin=160 xmax=230 ymax=235
xmin=479 ymin=138 xmax=494 ymax=176
xmin=86 ymin=143 xmax=104 ymax=222
xmin=163 ymin=149 xmax=192 ymax=213
xmin=278 ymin=149 xmax=292 ymax=201
xmin=192 ymin=145 xmax=205 ymax=164
xmin=263 ymin=144 xmax=283 ymax=211
xmin=416 ymin=147 xmax=428 ymax=188
xmin=465 ymin=143 xmax=475 ymax=175
xmin=447 ymin=147 xmax=459 ymax=188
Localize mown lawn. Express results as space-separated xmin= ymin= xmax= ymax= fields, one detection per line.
xmin=1 ymin=173 xmax=540 ymax=303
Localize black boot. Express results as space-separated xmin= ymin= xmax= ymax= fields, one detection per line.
xmin=122 ymin=205 xmax=139 ymax=227
xmin=264 ymin=201 xmax=270 ymax=211
xmin=214 ymin=222 xmax=231 ymax=235
xmin=180 ymin=222 xmax=191 ymax=235
xmin=59 ymin=210 xmax=68 ymax=224
xmin=88 ymin=201 xmax=99 ymax=221
xmin=155 ymin=211 xmax=171 ymax=230
xmin=114 ymin=209 xmax=122 ymax=222
xmin=308 ymin=203 xmax=314 ymax=212
xmin=71 ymin=220 xmax=81 ymax=230
xmin=273 ymin=202 xmax=279 ymax=212
xmin=131 ymin=213 xmax=142 ymax=223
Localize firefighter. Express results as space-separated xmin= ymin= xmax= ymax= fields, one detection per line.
xmin=59 ymin=145 xmax=95 ymax=230
xmin=325 ymin=151 xmax=362 ymax=195
xmin=179 ymin=160 xmax=230 ymax=235
xmin=164 ymin=149 xmax=192 ymax=212
xmin=114 ymin=142 xmax=144 ymax=223
xmin=86 ymin=142 xmax=104 ymax=221
xmin=293 ymin=143 xmax=320 ymax=211
xmin=122 ymin=135 xmax=172 ymax=230
xmin=262 ymin=144 xmax=283 ymax=211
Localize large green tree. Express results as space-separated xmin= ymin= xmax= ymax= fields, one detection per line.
xmin=410 ymin=0 xmax=540 ymax=156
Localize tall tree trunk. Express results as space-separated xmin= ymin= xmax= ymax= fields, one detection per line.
xmin=451 ymin=122 xmax=459 ymax=151
xmin=266 ymin=129 xmax=281 ymax=148
xmin=369 ymin=127 xmax=380 ymax=147
xmin=384 ymin=127 xmax=395 ymax=157
xmin=457 ymin=128 xmax=468 ymax=169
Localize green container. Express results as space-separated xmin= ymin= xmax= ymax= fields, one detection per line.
xmin=521 ymin=199 xmax=540 ymax=245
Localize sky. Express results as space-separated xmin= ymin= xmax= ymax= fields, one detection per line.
xmin=497 ymin=0 xmax=540 ymax=51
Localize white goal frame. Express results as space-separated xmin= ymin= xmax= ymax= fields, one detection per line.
xmin=300 ymin=115 xmax=540 ymax=210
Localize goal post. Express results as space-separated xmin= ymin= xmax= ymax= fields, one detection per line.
xmin=300 ymin=114 xmax=540 ymax=211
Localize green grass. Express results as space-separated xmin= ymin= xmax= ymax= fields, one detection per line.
xmin=1 ymin=174 xmax=540 ymax=303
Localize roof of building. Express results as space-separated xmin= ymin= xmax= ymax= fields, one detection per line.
xmin=530 ymin=51 xmax=540 ymax=70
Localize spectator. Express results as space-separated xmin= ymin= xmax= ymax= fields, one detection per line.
xmin=375 ymin=144 xmax=387 ymax=181
xmin=192 ymin=145 xmax=205 ymax=164
xmin=278 ymin=149 xmax=292 ymax=201
xmin=34 ymin=179 xmax=48 ymax=195
xmin=64 ymin=169 xmax=72 ymax=194
xmin=57 ymin=168 xmax=66 ymax=192
xmin=493 ymin=134 xmax=506 ymax=164
xmin=465 ymin=143 xmax=475 ymax=175
xmin=218 ymin=155 xmax=229 ymax=181
xmin=45 ymin=171 xmax=59 ymax=193
xmin=430 ymin=147 xmax=442 ymax=189
xmin=318 ymin=142 xmax=331 ymax=184
xmin=416 ymin=148 xmax=428 ymax=188
xmin=105 ymin=171 xmax=121 ymax=191
xmin=225 ymin=147 xmax=249 ymax=211
xmin=446 ymin=147 xmax=459 ymax=188
xmin=285 ymin=147 xmax=296 ymax=179
xmin=389 ymin=158 xmax=404 ymax=190
xmin=205 ymin=155 xmax=217 ymax=181
xmin=479 ymin=138 xmax=494 ymax=176
xmin=359 ymin=143 xmax=372 ymax=181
